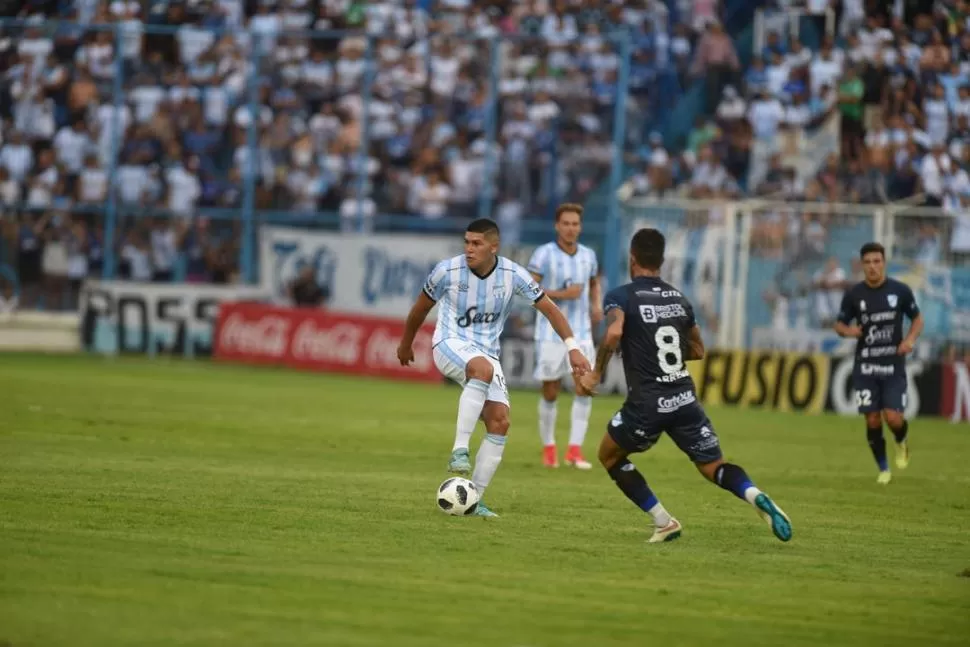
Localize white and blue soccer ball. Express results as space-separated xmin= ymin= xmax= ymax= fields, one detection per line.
xmin=436 ymin=477 xmax=480 ymax=516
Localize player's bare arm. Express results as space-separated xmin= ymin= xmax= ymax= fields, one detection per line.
xmin=532 ymin=271 xmax=583 ymax=301
xmin=833 ymin=320 xmax=862 ymax=338
xmin=898 ymin=313 xmax=924 ymax=355
xmin=534 ymin=295 xmax=591 ymax=375
xmin=589 ymin=275 xmax=604 ymax=324
xmin=397 ymin=291 xmax=435 ymax=366
xmin=578 ymin=308 xmax=623 ymax=395
xmin=685 ymin=324 xmax=705 ymax=361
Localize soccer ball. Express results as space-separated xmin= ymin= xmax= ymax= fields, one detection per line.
xmin=436 ymin=477 xmax=480 ymax=516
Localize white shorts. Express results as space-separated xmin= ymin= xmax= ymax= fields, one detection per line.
xmin=433 ymin=338 xmax=510 ymax=408
xmin=533 ymin=339 xmax=596 ymax=382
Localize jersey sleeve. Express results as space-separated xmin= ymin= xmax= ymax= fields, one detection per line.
xmin=422 ymin=260 xmax=450 ymax=302
xmin=901 ymin=283 xmax=921 ymax=320
xmin=526 ymin=246 xmax=547 ymax=277
xmin=512 ymin=262 xmax=545 ymax=303
xmin=683 ymin=297 xmax=697 ymax=328
xmin=603 ymin=285 xmax=627 ymax=316
xmin=836 ymin=289 xmax=856 ymax=325
xmin=588 ymin=249 xmax=599 ymax=280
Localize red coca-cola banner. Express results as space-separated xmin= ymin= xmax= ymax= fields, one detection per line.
xmin=213 ymin=301 xmax=439 ymax=383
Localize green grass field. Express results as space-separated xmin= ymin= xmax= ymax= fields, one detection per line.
xmin=1 ymin=354 xmax=968 ymax=647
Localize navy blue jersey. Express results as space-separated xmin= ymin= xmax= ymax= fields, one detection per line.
xmin=836 ymin=277 xmax=920 ymax=377
xmin=603 ymin=276 xmax=697 ymax=407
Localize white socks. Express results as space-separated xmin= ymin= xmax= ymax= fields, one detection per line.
xmin=538 ymin=398 xmax=557 ymax=446
xmin=539 ymin=396 xmax=592 ymax=448
xmin=743 ymin=486 xmax=763 ymax=506
xmin=472 ymin=433 xmax=507 ymax=496
xmin=648 ymin=502 xmax=673 ymax=528
xmin=569 ymin=396 xmax=592 ymax=447
xmin=454 ymin=379 xmax=489 ymax=452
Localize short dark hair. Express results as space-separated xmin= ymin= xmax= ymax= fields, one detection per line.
xmin=467 ymin=218 xmax=500 ymax=238
xmin=860 ymin=242 xmax=885 ymax=259
xmin=555 ymin=203 xmax=583 ymax=221
xmin=630 ymin=228 xmax=665 ymax=270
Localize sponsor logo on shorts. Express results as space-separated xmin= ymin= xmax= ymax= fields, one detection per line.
xmin=861 ymin=363 xmax=895 ymax=376
xmin=689 ymin=425 xmax=720 ymax=453
xmin=657 ymin=390 xmax=696 ymax=413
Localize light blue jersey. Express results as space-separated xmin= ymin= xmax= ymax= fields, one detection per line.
xmin=424 ymin=255 xmax=545 ymax=358
xmin=527 ymin=242 xmax=598 ymax=342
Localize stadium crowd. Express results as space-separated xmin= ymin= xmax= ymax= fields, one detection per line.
xmin=0 ymin=0 xmax=968 ymax=320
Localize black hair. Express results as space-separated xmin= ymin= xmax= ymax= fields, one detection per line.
xmin=467 ymin=218 xmax=500 ymax=238
xmin=859 ymin=242 xmax=885 ymax=259
xmin=630 ymin=228 xmax=665 ymax=270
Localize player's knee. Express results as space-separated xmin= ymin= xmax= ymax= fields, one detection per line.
xmin=864 ymin=412 xmax=882 ymax=428
xmin=695 ymin=460 xmax=722 ymax=482
xmin=883 ymin=410 xmax=904 ymax=428
xmin=484 ymin=412 xmax=510 ymax=436
xmin=541 ymin=381 xmax=559 ymax=402
xmin=465 ymin=357 xmax=494 ymax=383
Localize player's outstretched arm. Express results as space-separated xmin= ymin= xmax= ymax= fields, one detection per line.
xmin=397 ymin=291 xmax=435 ymax=366
xmin=578 ymin=308 xmax=622 ymax=395
xmin=534 ymin=295 xmax=591 ymax=375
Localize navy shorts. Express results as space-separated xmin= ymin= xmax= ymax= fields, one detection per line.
xmin=853 ymin=373 xmax=907 ymax=413
xmin=607 ymin=399 xmax=723 ymax=464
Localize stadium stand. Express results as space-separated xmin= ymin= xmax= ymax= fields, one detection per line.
xmin=0 ymin=0 xmax=968 ymax=365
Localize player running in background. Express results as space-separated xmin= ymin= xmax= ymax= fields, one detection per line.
xmin=834 ymin=242 xmax=923 ymax=485
xmin=577 ymin=228 xmax=792 ymax=543
xmin=398 ymin=218 xmax=591 ymax=518
xmin=527 ymin=204 xmax=603 ymax=469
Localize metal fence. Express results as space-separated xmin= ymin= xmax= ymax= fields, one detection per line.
xmin=619 ymin=196 xmax=970 ymax=360
xmin=0 ymin=18 xmax=649 ymax=304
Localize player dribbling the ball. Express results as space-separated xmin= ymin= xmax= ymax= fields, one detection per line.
xmin=398 ymin=219 xmax=591 ymax=518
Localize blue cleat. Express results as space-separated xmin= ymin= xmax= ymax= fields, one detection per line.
xmin=447 ymin=448 xmax=471 ymax=475
xmin=473 ymin=502 xmax=499 ymax=518
xmin=754 ymin=493 xmax=792 ymax=542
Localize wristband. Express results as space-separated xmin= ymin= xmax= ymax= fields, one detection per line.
xmin=564 ymin=337 xmax=580 ymax=352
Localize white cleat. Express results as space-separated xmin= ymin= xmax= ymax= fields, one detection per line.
xmin=565 ymin=457 xmax=593 ymax=470
xmin=648 ymin=518 xmax=683 ymax=543
xmin=877 ymin=470 xmax=892 ymax=485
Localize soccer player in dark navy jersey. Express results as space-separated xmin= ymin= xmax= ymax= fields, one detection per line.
xmin=834 ymin=242 xmax=923 ymax=485
xmin=577 ymin=228 xmax=792 ymax=543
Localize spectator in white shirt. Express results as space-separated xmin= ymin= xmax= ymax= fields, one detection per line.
xmin=0 ymin=131 xmax=34 ymax=183
xmin=77 ymin=154 xmax=108 ymax=204
xmin=339 ymin=187 xmax=377 ymax=234
xmin=53 ymin=120 xmax=93 ymax=176
xmin=416 ymin=170 xmax=451 ymax=220
xmin=747 ymin=91 xmax=785 ymax=141
xmin=165 ymin=157 xmax=202 ymax=217
xmin=715 ymin=85 xmax=746 ymax=124
xmin=150 ymin=219 xmax=177 ymax=282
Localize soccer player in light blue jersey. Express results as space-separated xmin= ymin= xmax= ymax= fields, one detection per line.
xmin=398 ymin=218 xmax=592 ymax=518
xmin=527 ymin=203 xmax=602 ymax=470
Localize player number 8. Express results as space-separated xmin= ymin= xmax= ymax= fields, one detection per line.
xmin=655 ymin=325 xmax=684 ymax=375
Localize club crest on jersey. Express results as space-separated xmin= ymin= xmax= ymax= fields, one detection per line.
xmin=887 ymin=294 xmax=898 ymax=308
xmin=457 ymin=282 xmax=469 ymax=292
